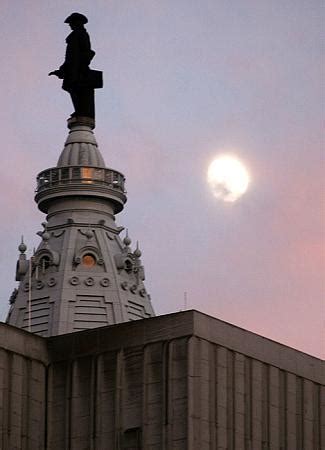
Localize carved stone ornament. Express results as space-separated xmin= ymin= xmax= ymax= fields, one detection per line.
xmin=70 ymin=276 xmax=80 ymax=286
xmin=9 ymin=288 xmax=18 ymax=304
xmin=130 ymin=284 xmax=137 ymax=294
xmin=16 ymin=258 xmax=28 ymax=281
xmin=47 ymin=277 xmax=57 ymax=287
xmin=52 ymin=230 xmax=66 ymax=238
xmin=85 ymin=277 xmax=95 ymax=286
xmin=100 ymin=278 xmax=110 ymax=287
xmin=121 ymin=281 xmax=128 ymax=290
xmin=36 ymin=280 xmax=45 ymax=290
xmin=34 ymin=248 xmax=60 ymax=267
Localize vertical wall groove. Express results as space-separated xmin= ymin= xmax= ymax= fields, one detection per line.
xmin=90 ymin=355 xmax=97 ymax=449
xmin=115 ymin=349 xmax=124 ymax=450
xmin=93 ymin=355 xmax=102 ymax=450
xmin=279 ymin=369 xmax=286 ymax=449
xmin=227 ymin=350 xmax=235 ymax=450
xmin=216 ymin=346 xmax=228 ymax=450
xmin=208 ymin=341 xmax=216 ymax=450
xmin=296 ymin=376 xmax=303 ymax=449
xmin=252 ymin=359 xmax=263 ymax=447
xmin=320 ymin=385 xmax=325 ymax=447
xmin=244 ymin=356 xmax=252 ymax=447
xmin=234 ymin=352 xmax=245 ymax=450
xmin=5 ymin=351 xmax=12 ymax=448
xmin=142 ymin=344 xmax=149 ymax=450
xmin=161 ymin=340 xmax=170 ymax=450
xmin=21 ymin=358 xmax=27 ymax=449
xmin=67 ymin=361 xmax=73 ymax=450
xmin=261 ymin=363 xmax=270 ymax=448
xmin=313 ymin=383 xmax=320 ymax=449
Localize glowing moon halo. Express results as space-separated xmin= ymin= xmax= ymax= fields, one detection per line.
xmin=207 ymin=155 xmax=250 ymax=202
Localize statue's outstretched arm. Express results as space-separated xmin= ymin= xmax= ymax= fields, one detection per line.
xmin=48 ymin=69 xmax=64 ymax=78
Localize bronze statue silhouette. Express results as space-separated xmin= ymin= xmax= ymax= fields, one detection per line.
xmin=49 ymin=13 xmax=103 ymax=119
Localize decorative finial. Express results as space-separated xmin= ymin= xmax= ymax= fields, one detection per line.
xmin=18 ymin=236 xmax=27 ymax=254
xmin=123 ymin=229 xmax=132 ymax=247
xmin=134 ymin=241 xmax=142 ymax=258
xmin=15 ymin=238 xmax=29 ymax=281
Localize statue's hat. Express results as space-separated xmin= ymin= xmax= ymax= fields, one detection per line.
xmin=64 ymin=13 xmax=88 ymax=25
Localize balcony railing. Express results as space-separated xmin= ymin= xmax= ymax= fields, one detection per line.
xmin=36 ymin=166 xmax=125 ymax=193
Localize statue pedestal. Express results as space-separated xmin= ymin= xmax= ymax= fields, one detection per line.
xmin=67 ymin=116 xmax=95 ymax=130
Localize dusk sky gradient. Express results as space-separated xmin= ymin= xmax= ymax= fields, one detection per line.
xmin=0 ymin=1 xmax=324 ymax=358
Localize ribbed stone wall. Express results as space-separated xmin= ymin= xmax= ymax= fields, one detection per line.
xmin=46 ymin=337 xmax=324 ymax=450
xmin=187 ymin=337 xmax=324 ymax=450
xmin=0 ymin=311 xmax=324 ymax=449
xmin=0 ymin=325 xmax=48 ymax=450
xmin=47 ymin=340 xmax=189 ymax=449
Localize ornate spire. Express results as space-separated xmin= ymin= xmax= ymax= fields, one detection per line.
xmin=7 ymin=119 xmax=155 ymax=336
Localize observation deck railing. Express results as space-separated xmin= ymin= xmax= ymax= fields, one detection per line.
xmin=36 ymin=166 xmax=126 ymax=194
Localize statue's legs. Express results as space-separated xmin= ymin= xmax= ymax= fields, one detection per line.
xmin=70 ymin=88 xmax=95 ymax=118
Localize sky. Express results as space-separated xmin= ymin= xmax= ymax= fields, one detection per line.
xmin=0 ymin=0 xmax=323 ymax=358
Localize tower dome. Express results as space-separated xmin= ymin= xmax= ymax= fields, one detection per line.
xmin=57 ymin=117 xmax=105 ymax=167
xmin=35 ymin=118 xmax=127 ymax=215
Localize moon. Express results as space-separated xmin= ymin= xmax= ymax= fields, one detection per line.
xmin=207 ymin=155 xmax=250 ymax=202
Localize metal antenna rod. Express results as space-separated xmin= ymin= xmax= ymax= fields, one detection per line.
xmin=184 ymin=291 xmax=188 ymax=310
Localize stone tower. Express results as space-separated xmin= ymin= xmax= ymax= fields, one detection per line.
xmin=6 ymin=116 xmax=155 ymax=336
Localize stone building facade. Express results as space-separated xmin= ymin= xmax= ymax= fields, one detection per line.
xmin=0 ymin=310 xmax=324 ymax=449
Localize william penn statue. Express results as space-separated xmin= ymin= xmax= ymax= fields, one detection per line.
xmin=49 ymin=13 xmax=103 ymax=119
